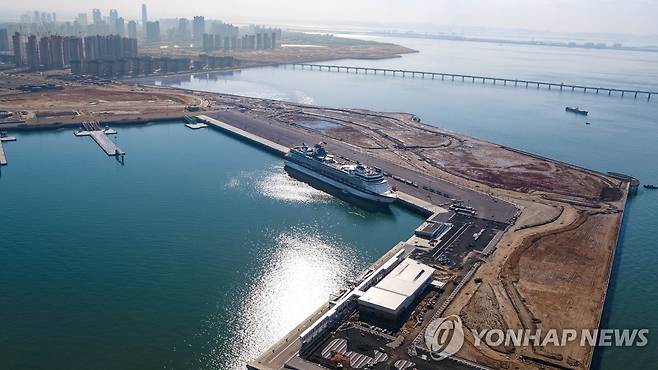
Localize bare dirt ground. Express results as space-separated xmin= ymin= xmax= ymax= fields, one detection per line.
xmin=203 ymin=93 xmax=627 ymax=369
xmin=0 ymin=77 xmax=628 ymax=370
xmin=229 ymin=99 xmax=622 ymax=203
xmin=140 ymin=43 xmax=416 ymax=65
xmin=460 ymin=283 xmax=515 ymax=355
xmin=0 ymin=75 xmax=205 ymax=125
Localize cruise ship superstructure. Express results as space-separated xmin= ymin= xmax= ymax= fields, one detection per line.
xmin=284 ymin=143 xmax=396 ymax=203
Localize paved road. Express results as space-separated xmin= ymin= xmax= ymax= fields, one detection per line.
xmin=206 ymin=110 xmax=517 ymax=224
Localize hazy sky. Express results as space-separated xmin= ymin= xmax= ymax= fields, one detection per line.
xmin=6 ymin=0 xmax=658 ymax=35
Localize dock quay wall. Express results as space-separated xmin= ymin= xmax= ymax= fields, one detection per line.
xmin=196 ymin=115 xmax=289 ymax=157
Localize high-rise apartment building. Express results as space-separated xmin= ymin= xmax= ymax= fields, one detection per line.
xmin=177 ymin=18 xmax=190 ymax=42
xmin=27 ymin=35 xmax=39 ymax=70
xmin=192 ymin=16 xmax=205 ymax=44
xmin=127 ymin=21 xmax=138 ymax=39
xmin=141 ymin=4 xmax=148 ymax=30
xmin=0 ymin=29 xmax=9 ymax=51
xmin=146 ymin=21 xmax=161 ymax=44
xmin=13 ymin=32 xmax=26 ymax=67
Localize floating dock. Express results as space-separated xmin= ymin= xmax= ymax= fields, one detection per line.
xmin=185 ymin=122 xmax=208 ymax=129
xmin=75 ymin=121 xmax=125 ymax=156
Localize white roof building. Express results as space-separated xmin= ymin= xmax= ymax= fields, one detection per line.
xmin=357 ymin=258 xmax=435 ymax=319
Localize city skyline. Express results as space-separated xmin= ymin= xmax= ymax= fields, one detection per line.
xmin=2 ymin=1 xmax=658 ymax=36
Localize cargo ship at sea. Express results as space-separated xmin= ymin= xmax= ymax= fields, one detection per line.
xmin=284 ymin=143 xmax=396 ymax=203
xmin=565 ymin=106 xmax=589 ymax=115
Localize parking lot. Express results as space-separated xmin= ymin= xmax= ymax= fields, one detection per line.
xmin=417 ymin=213 xmax=508 ymax=269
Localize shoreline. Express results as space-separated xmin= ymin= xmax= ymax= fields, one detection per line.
xmin=1 ymin=87 xmax=630 ymax=370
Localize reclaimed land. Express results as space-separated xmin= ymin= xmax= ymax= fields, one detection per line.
xmin=139 ymin=31 xmax=417 ymax=66
xmin=0 ymin=73 xmax=627 ymax=370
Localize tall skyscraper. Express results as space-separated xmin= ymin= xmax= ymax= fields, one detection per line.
xmin=146 ymin=21 xmax=161 ymax=44
xmin=12 ymin=32 xmax=25 ymax=67
xmin=27 ymin=35 xmax=39 ymax=70
xmin=76 ymin=13 xmax=88 ymax=27
xmin=50 ymin=35 xmax=65 ymax=69
xmin=177 ymin=18 xmax=190 ymax=42
xmin=39 ymin=37 xmax=52 ymax=69
xmin=0 ymin=29 xmax=9 ymax=52
xmin=116 ymin=17 xmax=126 ymax=37
xmin=109 ymin=9 xmax=119 ymax=33
xmin=141 ymin=4 xmax=148 ymax=27
xmin=192 ymin=16 xmax=205 ymax=44
xmin=127 ymin=21 xmax=138 ymax=39
xmin=92 ymin=9 xmax=102 ymax=25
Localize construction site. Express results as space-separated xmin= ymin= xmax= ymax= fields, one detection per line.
xmin=0 ymin=65 xmax=629 ymax=370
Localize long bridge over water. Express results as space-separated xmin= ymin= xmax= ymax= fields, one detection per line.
xmin=285 ymin=63 xmax=656 ymax=100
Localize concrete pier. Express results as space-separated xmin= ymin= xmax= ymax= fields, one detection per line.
xmin=0 ymin=142 xmax=6 ymax=166
xmin=75 ymin=122 xmax=125 ymax=156
xmin=89 ymin=131 xmax=125 ymax=156
xmin=288 ymin=63 xmax=657 ymax=101
xmin=395 ymin=191 xmax=447 ymax=216
xmin=197 ymin=115 xmax=290 ymax=156
xmin=0 ymin=135 xmax=16 ymax=166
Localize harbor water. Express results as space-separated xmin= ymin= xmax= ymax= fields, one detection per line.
xmin=0 ymin=123 xmax=424 ymax=369
xmin=146 ymin=34 xmax=658 ymax=369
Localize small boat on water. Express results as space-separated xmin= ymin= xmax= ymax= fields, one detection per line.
xmin=566 ymin=107 xmax=588 ymax=115
xmin=644 ymin=184 xmax=658 ymax=190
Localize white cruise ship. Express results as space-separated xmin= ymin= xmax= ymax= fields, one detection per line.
xmin=284 ymin=143 xmax=396 ymax=203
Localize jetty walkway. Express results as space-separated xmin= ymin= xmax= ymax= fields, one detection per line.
xmin=75 ymin=121 xmax=125 ymax=156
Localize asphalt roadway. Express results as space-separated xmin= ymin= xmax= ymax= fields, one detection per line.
xmin=206 ymin=109 xmax=518 ymax=224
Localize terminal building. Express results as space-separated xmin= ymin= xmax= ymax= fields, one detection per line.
xmin=357 ymin=258 xmax=435 ymax=320
xmin=414 ymin=221 xmax=452 ymax=240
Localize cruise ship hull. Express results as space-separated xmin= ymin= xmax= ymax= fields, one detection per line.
xmin=284 ymin=161 xmax=396 ymax=204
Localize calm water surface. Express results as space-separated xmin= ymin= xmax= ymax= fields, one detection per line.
xmin=0 ymin=123 xmax=423 ymax=369
xmin=146 ymin=36 xmax=658 ymax=368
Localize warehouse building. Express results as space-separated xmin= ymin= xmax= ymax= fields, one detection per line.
xmin=357 ymin=258 xmax=435 ymax=320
